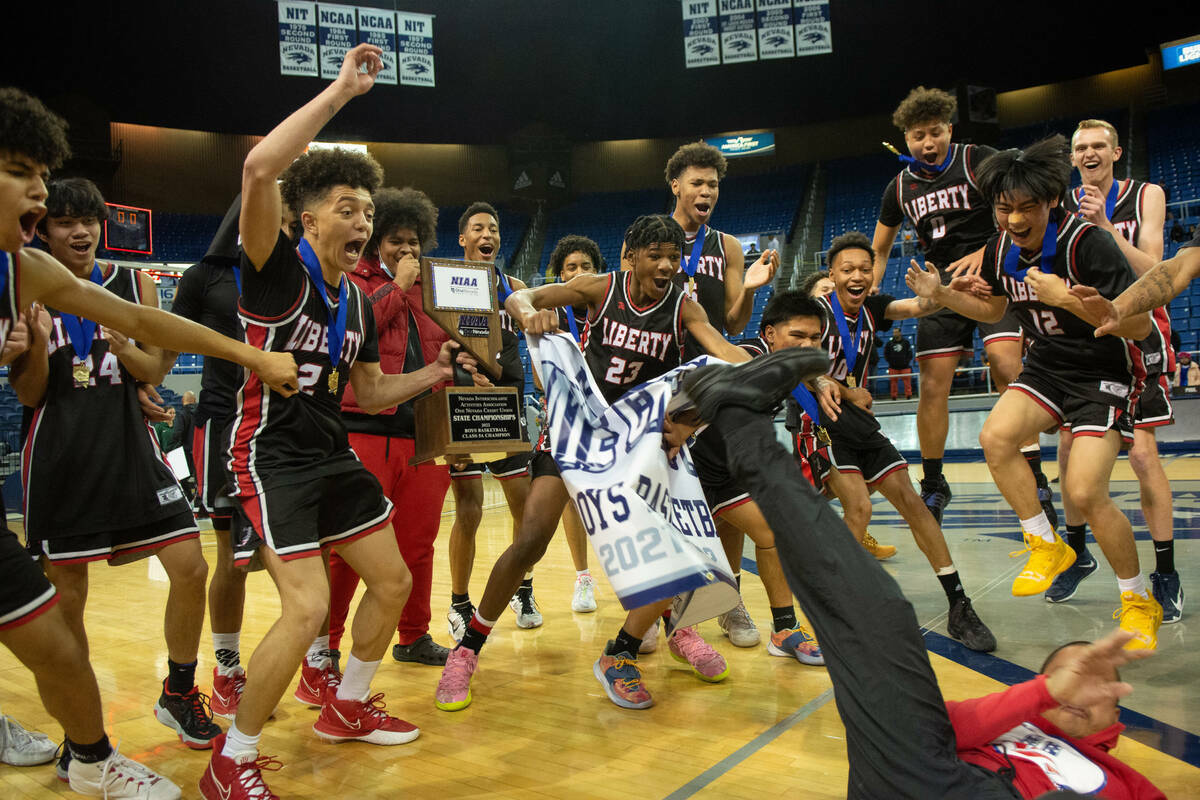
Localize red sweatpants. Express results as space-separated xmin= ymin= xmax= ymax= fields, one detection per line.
xmin=329 ymin=433 xmax=451 ymax=648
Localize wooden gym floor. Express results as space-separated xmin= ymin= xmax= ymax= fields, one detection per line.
xmin=0 ymin=458 xmax=1196 ymax=798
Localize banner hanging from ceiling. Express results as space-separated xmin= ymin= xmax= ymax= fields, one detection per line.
xmin=719 ymin=0 xmax=758 ymax=64
xmin=356 ymin=7 xmax=398 ymax=85
xmin=682 ymin=0 xmax=721 ymax=68
xmin=396 ymin=12 xmax=435 ymax=87
xmin=756 ymin=0 xmax=795 ymax=59
xmin=277 ymin=1 xmax=319 ymax=77
xmin=794 ymin=0 xmax=833 ymax=56
xmin=278 ymin=2 xmax=434 ymax=87
xmin=317 ymin=4 xmax=358 ymax=79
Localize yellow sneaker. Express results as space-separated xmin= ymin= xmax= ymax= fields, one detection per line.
xmin=861 ymin=531 xmax=897 ymax=560
xmin=1010 ymin=533 xmax=1076 ymax=596
xmin=1114 ymin=591 xmax=1163 ymax=651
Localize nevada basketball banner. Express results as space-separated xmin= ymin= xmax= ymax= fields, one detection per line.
xmin=719 ymin=0 xmax=758 ymax=64
xmin=681 ymin=0 xmax=721 ymax=69
xmin=756 ymin=0 xmax=795 ymax=60
xmin=397 ymin=11 xmax=435 ymax=88
xmin=277 ymin=1 xmax=319 ymax=77
xmin=527 ymin=332 xmax=738 ymax=630
xmin=317 ymin=3 xmax=358 ymax=79
xmin=356 ymin=7 xmax=398 ymax=85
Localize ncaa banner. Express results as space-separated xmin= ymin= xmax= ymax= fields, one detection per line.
xmin=396 ymin=12 xmax=435 ymax=87
xmin=278 ymin=1 xmax=319 ymax=77
xmin=528 ymin=332 xmax=738 ymax=628
xmin=356 ymin=8 xmax=397 ymax=85
xmin=682 ymin=0 xmax=720 ymax=69
xmin=756 ymin=0 xmax=794 ymax=59
xmin=719 ymin=0 xmax=758 ymax=64
xmin=317 ymin=3 xmax=358 ymax=79
xmin=794 ymin=0 xmax=832 ymax=56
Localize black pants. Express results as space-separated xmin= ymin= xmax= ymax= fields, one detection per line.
xmin=715 ymin=407 xmax=1018 ymax=800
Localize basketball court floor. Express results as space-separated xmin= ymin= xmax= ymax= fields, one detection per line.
xmin=0 ymin=458 xmax=1195 ymax=798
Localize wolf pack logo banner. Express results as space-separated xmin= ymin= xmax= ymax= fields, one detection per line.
xmin=527 ymin=332 xmax=739 ymax=629
xmin=278 ymin=1 xmax=319 ymax=77
xmin=756 ymin=0 xmax=794 ymax=59
xmin=317 ymin=4 xmax=357 ymax=79
xmin=682 ymin=0 xmax=721 ymax=68
xmin=356 ymin=7 xmax=398 ymax=85
xmin=794 ymin=0 xmax=832 ymax=56
xmin=396 ymin=11 xmax=435 ymax=87
xmin=719 ymin=0 xmax=758 ymax=64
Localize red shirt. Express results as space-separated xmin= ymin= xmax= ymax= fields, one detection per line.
xmin=948 ymin=675 xmax=1165 ymax=799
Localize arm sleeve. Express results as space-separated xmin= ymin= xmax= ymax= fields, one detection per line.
xmin=170 ymin=263 xmax=206 ymax=322
xmin=878 ymin=176 xmax=904 ymax=226
xmin=238 ymin=231 xmax=304 ymax=319
xmin=1076 ymin=227 xmax=1136 ymax=300
xmin=945 ymin=674 xmax=1059 ymax=751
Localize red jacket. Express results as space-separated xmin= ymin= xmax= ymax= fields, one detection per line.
xmin=947 ymin=674 xmax=1165 ymax=799
xmin=341 ymin=255 xmax=449 ymax=434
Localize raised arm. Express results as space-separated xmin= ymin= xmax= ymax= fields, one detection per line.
xmin=19 ymin=248 xmax=298 ymax=395
xmin=723 ymin=234 xmax=778 ymax=335
xmin=240 ymin=44 xmax=383 ymax=269
xmin=681 ymin=298 xmax=750 ymax=363
xmin=870 ymin=221 xmax=900 ymax=291
xmin=906 ymin=259 xmax=1006 ymax=323
xmin=504 ymin=273 xmax=610 ymax=334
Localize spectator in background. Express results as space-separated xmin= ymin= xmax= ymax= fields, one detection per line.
xmin=1175 ymin=352 xmax=1199 ymax=390
xmin=767 ymin=233 xmax=780 ymax=253
xmin=1170 ymin=219 xmax=1186 ymax=243
xmin=900 ymin=222 xmax=916 ymax=257
xmin=884 ymin=327 xmax=914 ymax=400
xmin=746 ymin=242 xmax=760 ymax=259
xmin=153 ymin=406 xmax=178 ymax=452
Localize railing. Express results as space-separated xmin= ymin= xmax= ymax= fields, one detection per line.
xmin=861 ymin=363 xmax=998 ymax=400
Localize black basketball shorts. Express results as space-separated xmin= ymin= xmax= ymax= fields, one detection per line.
xmin=690 ymin=428 xmax=751 ymax=517
xmin=1133 ymin=373 xmax=1174 ymax=429
xmin=449 ymin=450 xmax=532 ymax=481
xmin=193 ymin=417 xmax=235 ymax=522
xmin=916 ymin=307 xmax=1021 ymax=360
xmin=1009 ymin=364 xmax=1134 ymax=444
xmin=0 ymin=527 xmax=57 ymax=631
xmin=27 ymin=509 xmax=200 ymax=566
xmin=233 ymin=463 xmax=393 ymax=567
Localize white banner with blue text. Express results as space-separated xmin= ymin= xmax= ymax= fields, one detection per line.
xmin=278 ymin=1 xmax=319 ymax=77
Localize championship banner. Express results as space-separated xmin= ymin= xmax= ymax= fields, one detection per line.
xmin=682 ymin=0 xmax=721 ymax=68
xmin=278 ymin=1 xmax=319 ymax=77
xmin=527 ymin=332 xmax=739 ymax=628
xmin=317 ymin=3 xmax=358 ymax=79
xmin=356 ymin=7 xmax=398 ymax=85
xmin=794 ymin=0 xmax=832 ymax=56
xmin=718 ymin=0 xmax=758 ymax=64
xmin=396 ymin=12 xmax=435 ymax=87
xmin=756 ymin=0 xmax=794 ymax=59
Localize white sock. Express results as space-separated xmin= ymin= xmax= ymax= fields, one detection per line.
xmin=576 ymin=569 xmax=591 ymax=578
xmin=935 ymin=564 xmax=957 ymax=576
xmin=524 ymin=571 xmax=535 ymax=580
xmin=212 ymin=632 xmax=242 ymax=676
xmin=1117 ymin=574 xmax=1149 ymax=599
xmin=306 ymin=635 xmax=331 ymax=668
xmin=1020 ymin=513 xmax=1055 ymax=544
xmin=221 ymin=722 xmax=260 ymax=762
xmin=335 ymin=655 xmax=381 ymax=702
xmin=1019 ymin=443 xmax=1040 ymax=455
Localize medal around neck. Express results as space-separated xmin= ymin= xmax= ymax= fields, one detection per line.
xmin=411 ymin=257 xmax=529 ymax=466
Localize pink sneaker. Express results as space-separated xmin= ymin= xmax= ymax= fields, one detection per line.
xmin=668 ymin=626 xmax=730 ymax=682
xmin=435 ymin=647 xmax=477 ymax=711
xmin=593 ymin=646 xmax=653 ymax=709
xmin=211 ymin=667 xmax=245 ymax=719
xmin=293 ymin=663 xmax=341 ymax=708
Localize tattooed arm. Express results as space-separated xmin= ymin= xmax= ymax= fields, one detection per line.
xmin=1070 ymin=246 xmax=1200 ymax=337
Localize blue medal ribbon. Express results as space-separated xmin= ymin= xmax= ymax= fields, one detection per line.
xmin=232 ymin=265 xmax=242 ymax=294
xmin=897 ymin=146 xmax=954 ymax=174
xmin=297 ymin=238 xmax=348 ymax=369
xmin=681 ymin=224 xmax=706 ymax=283
xmin=827 ymin=291 xmax=864 ymax=383
xmin=1073 ymin=180 xmax=1119 ymax=221
xmin=791 ymin=384 xmax=820 ymax=424
xmin=496 ymin=269 xmax=514 ymax=304
xmin=564 ymin=308 xmax=581 ymax=343
xmin=59 ymin=262 xmax=104 ymax=360
xmin=1001 ymin=215 xmax=1059 ymax=282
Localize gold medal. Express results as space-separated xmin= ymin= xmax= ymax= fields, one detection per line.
xmin=846 ymin=376 xmax=857 ymax=389
xmin=72 ymin=362 xmax=90 ymax=388
xmin=328 ymin=368 xmax=339 ymax=392
xmin=816 ymin=426 xmax=831 ymax=446
xmin=687 ymin=276 xmax=696 ymax=296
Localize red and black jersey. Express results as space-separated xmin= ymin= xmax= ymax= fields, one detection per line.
xmin=22 ymin=264 xmax=191 ymax=539
xmin=495 ymin=271 xmax=525 ymax=397
xmin=815 ymin=292 xmax=895 ymax=387
xmin=981 ymin=210 xmax=1141 ymax=385
xmin=738 ymin=335 xmax=768 ymax=357
xmin=674 ymin=225 xmax=728 ymax=360
xmin=582 ymin=271 xmax=685 ymax=405
xmin=0 ymin=252 xmax=18 ymax=350
xmin=879 ymin=143 xmax=999 ymax=271
xmin=228 ymin=232 xmax=379 ymax=494
xmin=1064 ymin=179 xmax=1174 ymax=377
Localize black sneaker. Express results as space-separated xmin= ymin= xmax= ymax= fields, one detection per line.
xmin=919 ymin=475 xmax=952 ymax=524
xmin=392 ymin=633 xmax=450 ymax=665
xmin=1035 ymin=472 xmax=1059 ymax=532
xmin=153 ymin=681 xmax=221 ymax=749
xmin=947 ymin=596 xmax=996 ymax=653
xmin=1044 ymin=547 xmax=1098 ymax=603
xmin=54 ymin=742 xmax=70 ymax=783
xmin=447 ymin=602 xmax=475 ymax=642
xmin=668 ymin=347 xmax=831 ymax=426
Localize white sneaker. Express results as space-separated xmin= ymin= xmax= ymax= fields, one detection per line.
xmin=509 ymin=591 xmax=544 ymax=629
xmin=639 ymin=619 xmax=659 ymax=654
xmin=447 ymin=603 xmax=473 ymax=642
xmin=718 ymin=599 xmax=760 ymax=647
xmin=67 ymin=746 xmax=181 ymax=799
xmin=571 ymin=574 xmax=598 ymax=613
xmin=0 ymin=714 xmax=57 ymax=766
